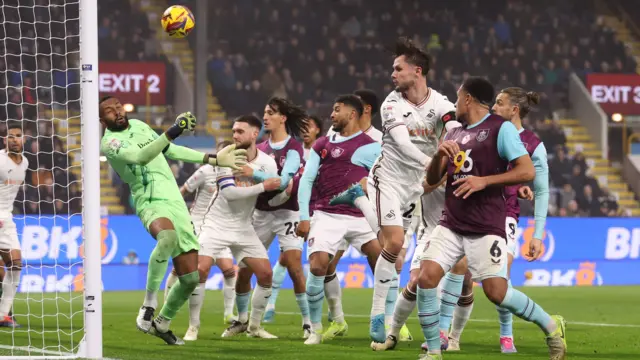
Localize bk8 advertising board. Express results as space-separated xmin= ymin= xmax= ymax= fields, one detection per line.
xmin=13 ymin=216 xmax=640 ymax=293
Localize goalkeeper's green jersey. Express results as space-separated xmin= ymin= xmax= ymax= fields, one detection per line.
xmin=100 ymin=119 xmax=183 ymax=213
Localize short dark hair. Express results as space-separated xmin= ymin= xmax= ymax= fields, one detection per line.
xmin=461 ymin=77 xmax=495 ymax=106
xmin=353 ymin=89 xmax=379 ymax=115
xmin=234 ymin=114 xmax=263 ymax=129
xmin=99 ymin=96 xmax=114 ymax=105
xmin=334 ymin=94 xmax=364 ymax=118
xmin=307 ymin=115 xmax=323 ymax=134
xmin=393 ymin=37 xmax=431 ymax=76
xmin=7 ymin=121 xmax=22 ymax=131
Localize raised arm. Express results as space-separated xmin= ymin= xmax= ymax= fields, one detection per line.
xmin=382 ymin=102 xmax=433 ymax=167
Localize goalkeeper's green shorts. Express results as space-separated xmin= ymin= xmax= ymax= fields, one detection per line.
xmin=139 ymin=201 xmax=199 ymax=258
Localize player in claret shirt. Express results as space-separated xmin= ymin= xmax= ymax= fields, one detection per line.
xmin=295 ymin=95 xmax=383 ymax=345
xmin=414 ymin=78 xmax=565 ymax=360
xmin=445 ymin=87 xmax=550 ymax=353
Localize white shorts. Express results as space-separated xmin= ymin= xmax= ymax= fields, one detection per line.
xmin=253 ymin=209 xmax=303 ymax=252
xmin=505 ymin=216 xmax=518 ymax=256
xmin=307 ymin=211 xmax=376 ymax=258
xmin=367 ymin=176 xmax=421 ymax=231
xmin=194 ymin=221 xmax=232 ymax=259
xmin=0 ymin=219 xmax=20 ymax=250
xmin=419 ymin=225 xmax=508 ymax=282
xmin=198 ymin=228 xmax=268 ymax=265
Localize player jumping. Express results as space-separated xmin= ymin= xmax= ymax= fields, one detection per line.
xmin=295 ymin=95 xmax=383 ymax=345
xmin=0 ymin=122 xmax=28 ymax=328
xmin=445 ymin=87 xmax=550 ymax=352
xmin=331 ymin=38 xmax=459 ymax=342
xmin=99 ymin=96 xmax=247 ymax=345
xmin=415 ymin=77 xmax=566 ymax=360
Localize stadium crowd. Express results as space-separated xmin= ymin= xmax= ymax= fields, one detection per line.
xmin=0 ymin=0 xmax=158 ymax=215
xmin=0 ymin=0 xmax=635 ymax=217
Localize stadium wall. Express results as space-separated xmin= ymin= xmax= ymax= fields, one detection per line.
xmin=14 ymin=216 xmax=640 ymax=292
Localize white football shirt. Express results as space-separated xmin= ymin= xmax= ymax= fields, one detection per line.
xmin=326 ymin=125 xmax=383 ymax=143
xmin=376 ymin=88 xmax=457 ymax=184
xmin=0 ymin=149 xmax=28 ymax=219
xmin=202 ymin=150 xmax=277 ymax=232
xmin=183 ymin=165 xmax=217 ymax=233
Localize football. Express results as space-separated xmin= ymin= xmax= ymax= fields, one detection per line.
xmin=160 ymin=5 xmax=195 ymax=38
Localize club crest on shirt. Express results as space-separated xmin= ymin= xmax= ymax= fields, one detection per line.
xmin=427 ymin=109 xmax=435 ymax=118
xmin=461 ymin=134 xmax=471 ymax=144
xmin=321 ymin=149 xmax=328 ymax=159
xmin=476 ymin=129 xmax=490 ymax=142
xmin=331 ymin=147 xmax=344 ymax=158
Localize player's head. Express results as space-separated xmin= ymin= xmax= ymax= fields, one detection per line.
xmin=216 ymin=140 xmax=233 ymax=153
xmin=99 ymin=96 xmax=129 ymax=131
xmin=391 ymin=37 xmax=431 ymax=92
xmin=353 ymin=89 xmax=379 ymax=118
xmin=303 ymin=115 xmax=323 ymax=146
xmin=330 ymin=94 xmax=364 ymax=133
xmin=263 ymin=97 xmax=308 ymax=138
xmin=232 ymin=115 xmax=262 ymax=150
xmin=455 ymin=77 xmax=495 ymax=124
xmin=5 ymin=121 xmax=24 ymax=153
xmin=492 ymin=87 xmax=540 ymax=121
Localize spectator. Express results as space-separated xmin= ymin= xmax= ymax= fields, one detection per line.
xmin=558 ymin=183 xmax=576 ymax=210
xmin=260 ymin=64 xmax=283 ymax=97
xmin=577 ymin=185 xmax=603 ymax=216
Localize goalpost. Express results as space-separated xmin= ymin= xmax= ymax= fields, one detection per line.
xmin=0 ymin=0 xmax=102 ymax=358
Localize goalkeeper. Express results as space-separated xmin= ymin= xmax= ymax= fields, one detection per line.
xmin=99 ymin=96 xmax=246 ymax=345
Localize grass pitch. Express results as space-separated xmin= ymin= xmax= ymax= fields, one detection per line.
xmin=0 ymin=286 xmax=638 ymax=359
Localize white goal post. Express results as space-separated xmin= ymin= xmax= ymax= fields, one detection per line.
xmin=0 ymin=0 xmax=102 ymax=358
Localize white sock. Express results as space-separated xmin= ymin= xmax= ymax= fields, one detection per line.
xmin=324 ymin=272 xmax=344 ymax=324
xmin=371 ymin=250 xmax=397 ymax=316
xmin=354 ymin=196 xmax=380 ymax=234
xmin=223 ymin=275 xmax=237 ymax=316
xmin=389 ymin=287 xmax=416 ymax=338
xmin=188 ymin=283 xmax=205 ymax=327
xmin=249 ymin=285 xmax=272 ymax=329
xmin=0 ymin=269 xmax=20 ymax=316
xmin=154 ymin=314 xmax=171 ymax=333
xmin=143 ymin=290 xmax=158 ymax=309
xmin=450 ymin=300 xmax=474 ymax=340
xmin=164 ymin=271 xmax=178 ymax=301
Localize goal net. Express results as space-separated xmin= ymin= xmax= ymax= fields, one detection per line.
xmin=0 ymin=0 xmax=101 ymax=358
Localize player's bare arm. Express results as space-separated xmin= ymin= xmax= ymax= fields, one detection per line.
xmin=426 ymin=140 xmax=458 ymax=185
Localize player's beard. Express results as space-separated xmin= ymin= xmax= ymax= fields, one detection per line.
xmin=394 ymin=79 xmax=414 ymax=93
xmin=108 ymin=114 xmax=130 ymax=132
xmin=235 ymin=140 xmax=252 ymax=150
xmin=7 ymin=143 xmax=22 ymax=154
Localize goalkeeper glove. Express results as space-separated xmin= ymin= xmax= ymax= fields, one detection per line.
xmin=207 ymin=144 xmax=248 ymax=170
xmin=166 ymin=112 xmax=196 ymax=140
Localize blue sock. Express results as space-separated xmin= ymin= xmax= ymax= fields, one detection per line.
xmin=267 ymin=262 xmax=287 ymax=309
xmin=500 ymin=286 xmax=553 ymax=335
xmin=236 ymin=291 xmax=250 ymax=323
xmin=295 ymin=292 xmax=311 ymax=325
xmin=496 ymin=279 xmax=514 ymax=337
xmin=439 ymin=272 xmax=464 ymax=332
xmin=384 ymin=274 xmax=399 ymax=325
xmin=417 ymin=287 xmax=441 ymax=354
xmin=306 ymin=273 xmax=325 ymax=329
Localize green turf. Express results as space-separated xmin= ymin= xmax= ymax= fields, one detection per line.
xmin=0 ymin=286 xmax=639 ymax=359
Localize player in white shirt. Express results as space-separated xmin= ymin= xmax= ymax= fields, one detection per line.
xmin=163 ymin=141 xmax=239 ymax=341
xmin=187 ymin=115 xmax=282 ymax=340
xmin=330 ymin=38 xmax=460 ymax=343
xmin=302 ymin=116 xmax=323 ymax=161
xmin=0 ymin=123 xmax=28 ymax=328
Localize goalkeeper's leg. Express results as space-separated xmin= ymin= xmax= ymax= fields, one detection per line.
xmin=138 ymin=218 xmax=177 ymax=333
xmin=153 ymin=249 xmax=199 ymax=345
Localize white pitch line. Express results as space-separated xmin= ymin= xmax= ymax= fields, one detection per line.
xmin=271 ymin=311 xmax=640 ymax=329
xmin=0 ymin=344 xmax=121 ymax=359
